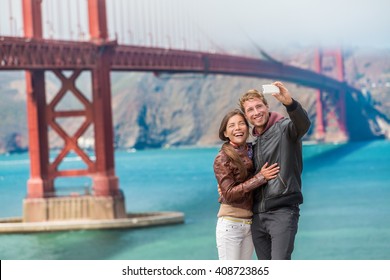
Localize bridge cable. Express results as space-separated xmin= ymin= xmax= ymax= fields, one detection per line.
xmin=238 ymin=24 xmax=282 ymax=64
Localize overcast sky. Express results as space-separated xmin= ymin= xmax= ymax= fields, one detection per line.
xmin=187 ymin=0 xmax=390 ymax=49
xmin=1 ymin=0 xmax=389 ymax=51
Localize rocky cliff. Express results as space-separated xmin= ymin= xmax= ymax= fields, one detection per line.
xmin=110 ymin=72 xmax=317 ymax=149
xmin=1 ymin=47 xmax=389 ymax=153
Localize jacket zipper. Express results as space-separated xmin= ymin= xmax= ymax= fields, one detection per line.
xmin=260 ymin=185 xmax=265 ymax=212
xmin=258 ymin=136 xmax=266 ymax=212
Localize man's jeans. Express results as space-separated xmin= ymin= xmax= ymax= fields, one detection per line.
xmin=216 ymin=217 xmax=254 ymax=260
xmin=251 ymin=206 xmax=300 ymax=260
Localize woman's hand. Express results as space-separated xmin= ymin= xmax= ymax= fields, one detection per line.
xmin=260 ymin=162 xmax=279 ymax=181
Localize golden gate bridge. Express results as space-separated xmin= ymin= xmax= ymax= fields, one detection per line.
xmin=0 ymin=0 xmax=381 ymax=231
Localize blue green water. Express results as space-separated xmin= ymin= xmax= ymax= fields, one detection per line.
xmin=0 ymin=140 xmax=389 ymax=260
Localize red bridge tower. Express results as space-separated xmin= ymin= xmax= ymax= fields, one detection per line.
xmin=314 ymin=48 xmax=348 ymax=142
xmin=22 ymin=0 xmax=126 ymax=222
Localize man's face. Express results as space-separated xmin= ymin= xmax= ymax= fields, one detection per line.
xmin=243 ymin=98 xmax=269 ymax=131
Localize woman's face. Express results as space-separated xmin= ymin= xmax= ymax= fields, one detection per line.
xmin=223 ymin=114 xmax=249 ymax=147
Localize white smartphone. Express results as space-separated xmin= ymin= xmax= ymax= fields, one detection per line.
xmin=262 ymin=84 xmax=280 ymax=94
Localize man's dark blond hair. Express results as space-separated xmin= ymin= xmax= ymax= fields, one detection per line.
xmin=239 ymin=89 xmax=268 ymax=113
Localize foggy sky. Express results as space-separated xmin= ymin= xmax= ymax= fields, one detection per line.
xmin=188 ymin=0 xmax=390 ymax=49
xmin=1 ymin=0 xmax=389 ymax=51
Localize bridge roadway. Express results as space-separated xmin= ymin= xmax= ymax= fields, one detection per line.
xmin=0 ymin=0 xmax=376 ymax=233
xmin=0 ymin=36 xmax=359 ymax=94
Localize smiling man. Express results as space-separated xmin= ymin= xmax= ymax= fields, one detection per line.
xmin=239 ymin=81 xmax=311 ymax=260
xmin=213 ymin=109 xmax=280 ymax=260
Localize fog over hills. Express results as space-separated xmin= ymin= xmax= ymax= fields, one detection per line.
xmin=1 ymin=47 xmax=389 ymax=153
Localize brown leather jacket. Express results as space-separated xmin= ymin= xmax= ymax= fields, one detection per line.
xmin=213 ymin=144 xmax=268 ymax=211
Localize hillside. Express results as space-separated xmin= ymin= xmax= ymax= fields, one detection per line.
xmin=0 ymin=47 xmax=389 ymax=154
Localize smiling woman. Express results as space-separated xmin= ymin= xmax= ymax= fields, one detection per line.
xmin=221 ymin=111 xmax=249 ymax=148
xmin=212 ymin=109 xmax=279 ymax=260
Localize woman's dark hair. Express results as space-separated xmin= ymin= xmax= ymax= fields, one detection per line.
xmin=218 ymin=109 xmax=249 ymax=181
xmin=218 ymin=109 xmax=249 ymax=141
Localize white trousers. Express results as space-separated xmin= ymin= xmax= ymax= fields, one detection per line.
xmin=216 ymin=217 xmax=254 ymax=260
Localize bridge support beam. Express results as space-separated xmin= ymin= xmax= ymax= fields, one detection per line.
xmin=314 ymin=51 xmax=325 ymax=141
xmin=88 ymin=0 xmax=121 ymax=197
xmin=315 ymin=89 xmax=325 ymax=141
xmin=25 ymin=71 xmax=54 ymax=198
xmin=314 ymin=49 xmax=348 ymax=141
xmin=21 ymin=0 xmax=126 ymax=222
xmin=23 ymin=0 xmax=53 ymax=198
xmin=90 ymin=47 xmax=120 ymax=197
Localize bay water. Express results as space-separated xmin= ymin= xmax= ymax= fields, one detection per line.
xmin=0 ymin=140 xmax=389 ymax=260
